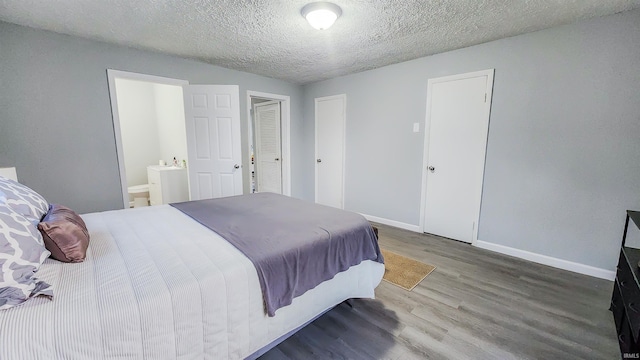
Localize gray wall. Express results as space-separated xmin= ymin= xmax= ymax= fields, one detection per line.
xmin=0 ymin=21 xmax=304 ymax=213
xmin=2 ymin=9 xmax=639 ymax=272
xmin=302 ymin=9 xmax=640 ymax=270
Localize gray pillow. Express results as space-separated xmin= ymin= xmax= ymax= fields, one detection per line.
xmin=38 ymin=204 xmax=90 ymax=263
xmin=0 ymin=176 xmax=49 ymax=225
xmin=0 ymin=205 xmax=53 ymax=310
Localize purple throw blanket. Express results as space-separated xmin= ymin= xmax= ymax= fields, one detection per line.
xmin=170 ymin=193 xmax=383 ymax=316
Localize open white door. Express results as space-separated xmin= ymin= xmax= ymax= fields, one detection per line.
xmin=183 ymin=85 xmax=243 ymax=200
xmin=254 ymin=101 xmax=282 ymax=194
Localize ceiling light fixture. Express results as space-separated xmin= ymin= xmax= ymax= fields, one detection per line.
xmin=301 ymin=2 xmax=342 ymax=30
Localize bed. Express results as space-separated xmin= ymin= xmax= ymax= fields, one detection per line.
xmin=0 ymin=192 xmax=384 ymax=359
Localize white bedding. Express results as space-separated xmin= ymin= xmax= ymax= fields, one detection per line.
xmin=0 ymin=205 xmax=384 ymax=359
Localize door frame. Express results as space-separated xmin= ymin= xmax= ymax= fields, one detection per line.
xmin=246 ymin=91 xmax=291 ymax=196
xmin=253 ymin=100 xmax=282 ymax=193
xmin=314 ymin=94 xmax=347 ymax=208
xmin=418 ymin=69 xmax=494 ymax=244
xmin=106 ymin=69 xmax=189 ymax=209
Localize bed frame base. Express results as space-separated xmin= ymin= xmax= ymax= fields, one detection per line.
xmin=245 ymin=299 xmax=354 ymax=359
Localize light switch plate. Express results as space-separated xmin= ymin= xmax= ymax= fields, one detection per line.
xmin=413 ymin=123 xmax=420 ymax=132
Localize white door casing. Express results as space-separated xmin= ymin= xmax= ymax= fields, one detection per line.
xmin=183 ymin=85 xmax=243 ymax=200
xmin=315 ymin=94 xmax=346 ymax=209
xmin=254 ymin=101 xmax=282 ymax=194
xmin=245 ymin=91 xmax=292 ymax=196
xmin=106 ymin=69 xmax=189 ymax=209
xmin=420 ymin=69 xmax=494 ymax=244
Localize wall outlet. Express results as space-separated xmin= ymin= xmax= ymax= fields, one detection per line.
xmin=413 ymin=123 xmax=420 ymax=132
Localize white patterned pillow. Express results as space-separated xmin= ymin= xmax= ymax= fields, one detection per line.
xmin=0 ymin=205 xmax=53 ymax=310
xmin=0 ymin=176 xmax=49 ymax=225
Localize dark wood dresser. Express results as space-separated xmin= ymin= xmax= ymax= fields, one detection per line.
xmin=612 ymin=210 xmax=640 ymax=358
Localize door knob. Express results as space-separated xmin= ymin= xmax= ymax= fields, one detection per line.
xmin=275 ymin=158 xmax=280 ymax=161
xmin=317 ymin=159 xmax=322 ymax=163
xmin=234 ymin=164 xmax=240 ymax=169
xmin=428 ymin=166 xmax=435 ymax=171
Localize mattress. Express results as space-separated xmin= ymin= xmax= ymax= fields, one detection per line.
xmin=0 ymin=205 xmax=384 ymax=359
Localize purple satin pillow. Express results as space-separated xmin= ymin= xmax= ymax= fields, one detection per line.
xmin=37 ymin=204 xmax=89 ymax=263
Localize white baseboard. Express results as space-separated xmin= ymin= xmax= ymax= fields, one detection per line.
xmin=358 ymin=215 xmax=615 ymax=281
xmin=475 ymin=240 xmax=615 ymax=281
xmin=360 ymin=213 xmax=420 ymax=233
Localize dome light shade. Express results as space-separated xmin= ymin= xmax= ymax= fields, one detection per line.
xmin=301 ymin=2 xmax=342 ymax=30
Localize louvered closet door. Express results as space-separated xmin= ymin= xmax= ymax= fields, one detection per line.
xmin=183 ymin=85 xmax=243 ymax=200
xmin=254 ymin=101 xmax=282 ymax=194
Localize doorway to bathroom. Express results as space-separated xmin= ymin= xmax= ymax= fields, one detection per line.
xmin=107 ymin=70 xmax=190 ymax=208
xmin=246 ymin=91 xmax=291 ymax=196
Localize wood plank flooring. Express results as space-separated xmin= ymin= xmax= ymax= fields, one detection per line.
xmin=260 ymin=223 xmax=618 ymax=360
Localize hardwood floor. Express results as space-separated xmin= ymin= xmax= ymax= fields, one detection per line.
xmin=259 ymin=223 xmax=619 ymax=360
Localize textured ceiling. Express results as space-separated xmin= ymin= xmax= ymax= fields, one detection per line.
xmin=1 ymin=0 xmax=639 ymax=84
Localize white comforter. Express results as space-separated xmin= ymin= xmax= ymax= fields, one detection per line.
xmin=0 ymin=205 xmax=384 ymax=359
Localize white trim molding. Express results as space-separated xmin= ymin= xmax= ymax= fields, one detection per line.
xmin=106 ymin=69 xmax=189 ymax=209
xmin=360 ymin=213 xmax=420 ymax=233
xmin=475 ymin=240 xmax=615 ymax=281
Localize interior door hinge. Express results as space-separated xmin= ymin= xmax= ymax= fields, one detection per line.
xmin=484 ymin=93 xmax=487 ymax=103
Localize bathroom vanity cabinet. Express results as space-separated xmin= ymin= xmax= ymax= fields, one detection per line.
xmin=147 ymin=165 xmax=189 ymax=205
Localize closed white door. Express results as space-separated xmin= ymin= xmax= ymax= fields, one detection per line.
xmin=183 ymin=85 xmax=243 ymax=200
xmin=315 ymin=94 xmax=346 ymax=209
xmin=422 ymin=70 xmax=494 ymax=243
xmin=254 ymin=101 xmax=282 ymax=194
